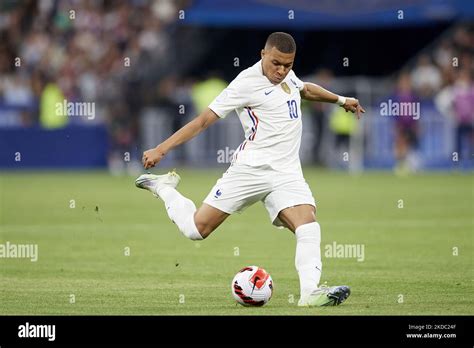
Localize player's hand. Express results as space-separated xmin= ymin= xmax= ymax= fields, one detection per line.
xmin=342 ymin=98 xmax=366 ymax=120
xmin=142 ymin=147 xmax=165 ymax=169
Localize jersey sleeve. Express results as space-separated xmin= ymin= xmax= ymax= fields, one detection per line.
xmin=290 ymin=71 xmax=305 ymax=91
xmin=208 ymin=76 xmax=251 ymax=119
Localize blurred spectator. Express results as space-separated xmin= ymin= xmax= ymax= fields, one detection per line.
xmin=3 ymin=74 xmax=34 ymax=106
xmin=190 ymin=73 xmax=227 ymax=162
xmin=410 ymin=54 xmax=442 ymax=97
xmin=434 ymin=39 xmax=454 ymax=69
xmin=328 ymin=98 xmax=356 ymax=169
xmin=158 ymin=75 xmax=194 ymax=165
xmin=107 ymin=100 xmax=140 ymax=176
xmin=452 ymin=69 xmax=474 ymax=161
xmin=392 ymin=72 xmax=421 ymax=175
xmin=308 ymin=68 xmax=334 ymax=164
xmin=452 ymin=27 xmax=473 ymax=54
xmin=39 ymin=74 xmax=68 ymax=129
xmin=191 ymin=73 xmax=227 ymax=113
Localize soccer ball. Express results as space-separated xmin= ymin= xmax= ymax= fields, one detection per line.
xmin=231 ymin=266 xmax=273 ymax=306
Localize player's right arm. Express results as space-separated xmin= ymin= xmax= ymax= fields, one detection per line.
xmin=142 ymin=108 xmax=219 ymax=169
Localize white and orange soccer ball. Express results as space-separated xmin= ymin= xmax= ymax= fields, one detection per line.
xmin=231 ymin=266 xmax=273 ymax=306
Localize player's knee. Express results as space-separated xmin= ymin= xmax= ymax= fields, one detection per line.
xmin=193 ymin=209 xmax=218 ymax=239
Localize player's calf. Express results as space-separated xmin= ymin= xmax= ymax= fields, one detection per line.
xmin=193 ymin=204 xmax=230 ymax=239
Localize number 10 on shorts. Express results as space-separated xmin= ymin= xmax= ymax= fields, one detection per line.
xmin=287 ymin=100 xmax=298 ymax=119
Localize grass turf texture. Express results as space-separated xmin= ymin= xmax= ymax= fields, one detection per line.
xmin=0 ymin=168 xmax=472 ymax=315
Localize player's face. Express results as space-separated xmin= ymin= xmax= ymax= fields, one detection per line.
xmin=261 ymin=46 xmax=295 ymax=84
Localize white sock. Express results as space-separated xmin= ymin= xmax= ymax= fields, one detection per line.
xmin=295 ymin=222 xmax=322 ymax=300
xmin=155 ymin=186 xmax=203 ymax=241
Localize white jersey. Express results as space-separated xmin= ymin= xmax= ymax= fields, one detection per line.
xmin=208 ymin=60 xmax=305 ymax=174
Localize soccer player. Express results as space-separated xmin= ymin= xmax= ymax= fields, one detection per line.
xmin=136 ymin=32 xmax=365 ymax=307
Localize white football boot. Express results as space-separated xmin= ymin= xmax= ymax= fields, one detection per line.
xmin=135 ymin=171 xmax=181 ymax=197
xmin=298 ymin=283 xmax=351 ymax=307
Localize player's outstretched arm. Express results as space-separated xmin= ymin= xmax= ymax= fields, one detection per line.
xmin=142 ymin=108 xmax=220 ymax=169
xmin=300 ymin=82 xmax=366 ymax=119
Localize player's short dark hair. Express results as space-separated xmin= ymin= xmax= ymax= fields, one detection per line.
xmin=265 ymin=32 xmax=296 ymax=53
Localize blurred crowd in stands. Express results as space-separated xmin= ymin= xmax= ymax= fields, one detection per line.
xmin=393 ymin=25 xmax=473 ymax=173
xmin=0 ymin=0 xmax=472 ymax=172
xmin=0 ymin=0 xmax=187 ymax=172
xmin=306 ymin=25 xmax=473 ymax=172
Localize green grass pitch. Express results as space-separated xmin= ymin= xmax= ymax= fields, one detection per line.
xmin=0 ymin=168 xmax=472 ymax=315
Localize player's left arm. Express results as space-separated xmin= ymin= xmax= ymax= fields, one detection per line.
xmin=300 ymin=82 xmax=366 ymax=119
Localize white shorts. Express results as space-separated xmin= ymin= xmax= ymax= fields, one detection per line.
xmin=203 ymin=164 xmax=316 ymax=227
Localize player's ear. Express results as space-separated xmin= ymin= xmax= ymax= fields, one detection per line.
xmin=261 ymin=49 xmax=265 ymax=59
